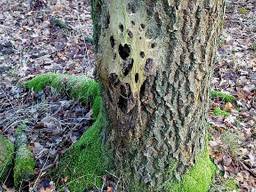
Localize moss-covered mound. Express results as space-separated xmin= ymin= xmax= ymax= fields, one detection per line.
xmin=167 ymin=149 xmax=216 ymax=192
xmin=24 ymin=73 xmax=109 ymax=191
xmin=0 ymin=133 xmax=14 ymax=182
xmin=14 ymin=125 xmax=35 ymax=188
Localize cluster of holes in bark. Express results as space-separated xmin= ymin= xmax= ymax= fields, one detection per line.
xmin=105 ymin=1 xmax=160 ymax=113
xmin=109 ymin=18 xmax=156 ymax=94
xmin=118 ymin=22 xmax=133 ymax=39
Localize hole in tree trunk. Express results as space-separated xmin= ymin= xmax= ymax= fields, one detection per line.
xmin=119 ymin=44 xmax=131 ymax=60
xmin=119 ymin=24 xmax=124 ymax=32
xmin=122 ymin=58 xmax=134 ymax=76
xmin=140 ymin=51 xmax=145 ymax=58
xmin=151 ymin=43 xmax=156 ymax=48
xmin=128 ymin=30 xmax=133 ymax=38
xmin=135 ymin=73 xmax=139 ymax=83
xmin=118 ymin=96 xmax=127 ymax=113
xmin=109 ymin=36 xmax=115 ymax=48
xmin=110 ymin=36 xmax=115 ymax=48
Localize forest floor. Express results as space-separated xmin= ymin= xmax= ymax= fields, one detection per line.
xmin=0 ymin=0 xmax=255 ymax=191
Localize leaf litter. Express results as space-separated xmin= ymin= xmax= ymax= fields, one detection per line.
xmin=209 ymin=0 xmax=256 ymax=191
xmin=0 ymin=0 xmax=98 ymax=191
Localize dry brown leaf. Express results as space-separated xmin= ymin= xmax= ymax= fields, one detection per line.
xmin=224 ymin=102 xmax=233 ymax=112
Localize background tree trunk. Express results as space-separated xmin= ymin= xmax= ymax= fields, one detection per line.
xmin=92 ymin=0 xmax=225 ymax=191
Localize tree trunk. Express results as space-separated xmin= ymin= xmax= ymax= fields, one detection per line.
xmin=92 ymin=0 xmax=225 ymax=191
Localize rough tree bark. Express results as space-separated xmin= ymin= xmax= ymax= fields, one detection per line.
xmin=92 ymin=0 xmax=225 ymax=191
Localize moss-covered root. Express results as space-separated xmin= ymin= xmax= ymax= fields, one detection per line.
xmin=14 ymin=124 xmax=35 ymax=188
xmin=24 ymin=73 xmax=109 ymax=191
xmin=0 ymin=134 xmax=14 ymax=182
xmin=167 ymin=149 xmax=216 ymax=192
xmin=24 ymin=73 xmax=100 ymax=104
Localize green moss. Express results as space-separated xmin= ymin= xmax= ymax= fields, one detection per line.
xmin=14 ymin=146 xmax=35 ymax=188
xmin=167 ymin=148 xmax=216 ymax=192
xmin=55 ymin=110 xmax=108 ymax=191
xmin=224 ymin=178 xmax=238 ymax=191
xmin=24 ymin=73 xmax=100 ymax=104
xmin=213 ymin=107 xmax=230 ymax=117
xmin=24 ymin=73 xmax=110 ymax=191
xmin=14 ymin=125 xmax=35 ymax=188
xmin=0 ymin=134 xmax=14 ymax=182
xmin=238 ymin=7 xmax=250 ymax=15
xmin=24 ymin=73 xmax=59 ymax=92
xmin=210 ymin=90 xmax=235 ymax=103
